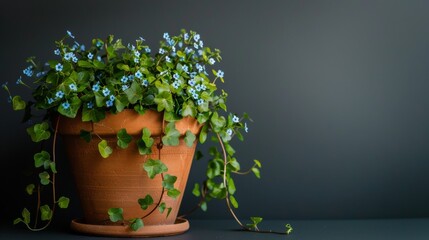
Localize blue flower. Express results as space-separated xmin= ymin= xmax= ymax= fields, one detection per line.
xmin=163 ymin=32 xmax=170 ymax=40
xmin=54 ymin=49 xmax=61 ymax=55
xmin=216 ymin=70 xmax=224 ymax=78
xmin=172 ymin=46 xmax=176 ymax=52
xmin=134 ymin=51 xmax=141 ymax=57
xmin=199 ymin=40 xmax=204 ymax=48
xmin=23 ymin=66 xmax=33 ymax=77
xmin=55 ymin=63 xmax=63 ymax=72
xmin=172 ymin=81 xmax=180 ymax=89
xmin=134 ymin=57 xmax=139 ymax=63
xmin=67 ymin=30 xmax=75 ymax=39
xmin=145 ymin=47 xmax=151 ymax=53
xmin=64 ymin=52 xmax=75 ymax=61
xmin=135 ymin=70 xmax=143 ymax=79
xmin=121 ymin=75 xmax=128 ymax=83
xmin=109 ymin=95 xmax=115 ymax=101
xmin=92 ymin=83 xmax=100 ymax=92
xmin=128 ymin=75 xmax=135 ymax=81
xmin=87 ymin=101 xmax=94 ymax=109
xmin=62 ymin=101 xmax=70 ymax=109
xmin=102 ymin=88 xmax=110 ymax=97
xmin=196 ymin=63 xmax=203 ymax=73
xmin=173 ymin=73 xmax=180 ymax=80
xmin=122 ymin=85 xmax=129 ymax=91
xmin=200 ymin=84 xmax=207 ymax=91
xmin=232 ymin=115 xmax=240 ymax=123
xmin=168 ymin=39 xmax=175 ymax=46
xmin=193 ymin=43 xmax=199 ymax=49
xmin=194 ymin=34 xmax=200 ymax=41
xmin=178 ymin=41 xmax=183 ymax=48
xmin=192 ymin=93 xmax=199 ymax=99
xmin=184 ymin=33 xmax=189 ymax=40
xmin=47 ymin=98 xmax=54 ymax=104
xmin=128 ymin=44 xmax=135 ymax=50
xmin=226 ymin=129 xmax=233 ymax=136
xmin=165 ymin=56 xmax=172 ymax=63
xmin=182 ymin=65 xmax=189 ymax=73
xmin=188 ymin=79 xmax=196 ymax=87
xmin=36 ymin=71 xmax=47 ymax=78
xmin=87 ymin=53 xmax=94 ymax=60
xmin=69 ymin=83 xmax=77 ymax=91
xmin=190 ymin=72 xmax=197 ymax=78
xmin=197 ymin=99 xmax=204 ymax=105
xmin=72 ymin=56 xmax=78 ymax=63
xmin=159 ymin=48 xmax=165 ymax=54
xmin=209 ymin=58 xmax=215 ymax=65
xmin=80 ymin=45 xmax=86 ymax=51
xmin=97 ymin=56 xmax=102 ymax=61
xmin=55 ymin=90 xmax=64 ymax=99
xmin=142 ymin=79 xmax=149 ymax=87
xmin=96 ymin=41 xmax=103 ymax=48
xmin=245 ymin=122 xmax=249 ymax=133
xmin=106 ymin=100 xmax=114 ymax=107
xmin=198 ymin=50 xmax=203 ymax=56
xmin=195 ymin=84 xmax=202 ymax=91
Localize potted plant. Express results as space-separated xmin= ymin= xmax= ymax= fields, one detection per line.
xmin=3 ymin=29 xmax=293 ymax=237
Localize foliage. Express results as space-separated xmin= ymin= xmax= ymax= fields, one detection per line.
xmin=4 ymin=30 xmax=292 ymax=235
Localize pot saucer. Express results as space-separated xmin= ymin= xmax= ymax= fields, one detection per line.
xmin=70 ymin=218 xmax=189 ymax=237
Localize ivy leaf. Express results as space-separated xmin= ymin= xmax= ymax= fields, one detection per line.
xmin=136 ymin=139 xmax=152 ymax=155
xmin=192 ymin=183 xmax=200 ymax=197
xmin=27 ymin=122 xmax=51 ymax=142
xmin=80 ymin=130 xmax=92 ymax=143
xmin=57 ymin=196 xmax=70 ymax=209
xmin=254 ymin=159 xmax=262 ymax=168
xmin=138 ymin=195 xmax=154 ymax=210
xmin=117 ymin=128 xmax=132 ymax=149
xmin=166 ymin=207 xmax=172 ymax=218
xmin=142 ymin=128 xmax=154 ymax=147
xmin=26 ymin=184 xmax=35 ymax=195
xmin=184 ymin=130 xmax=196 ymax=147
xmin=158 ymin=202 xmax=166 ymax=213
xmin=34 ymin=151 xmax=50 ymax=168
xmin=143 ymin=159 xmax=168 ymax=179
xmin=98 ymin=140 xmax=113 ymax=158
xmin=162 ymin=122 xmax=180 ymax=146
xmin=227 ymin=177 xmax=236 ymax=195
xmin=22 ymin=208 xmax=31 ymax=224
xmin=167 ymin=188 xmax=181 ymax=199
xmin=130 ymin=218 xmax=144 ymax=231
xmin=251 ymin=167 xmax=261 ymax=179
xmin=210 ymin=112 xmax=226 ymax=133
xmin=285 ymin=224 xmax=294 ymax=234
xmin=181 ymin=100 xmax=197 ymax=117
xmin=108 ymin=208 xmax=123 ymax=222
xmin=40 ymin=205 xmax=53 ymax=221
xmin=125 ymin=81 xmax=143 ymax=104
xmin=154 ymin=91 xmax=174 ymax=112
xmin=57 ymin=96 xmax=82 ymax=118
xmin=200 ymin=201 xmax=207 ymax=212
xmin=247 ymin=217 xmax=263 ymax=229
xmin=77 ymin=60 xmax=93 ymax=68
xmin=12 ymin=95 xmax=26 ymax=110
xmin=229 ymin=195 xmax=239 ymax=209
xmin=162 ymin=174 xmax=177 ymax=190
xmin=39 ymin=171 xmax=50 ymax=185
xmin=50 ymin=162 xmax=57 ymax=173
xmin=82 ymin=107 xmax=105 ymax=122
xmin=199 ymin=124 xmax=208 ymax=143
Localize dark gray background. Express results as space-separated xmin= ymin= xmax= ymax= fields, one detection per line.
xmin=1 ymin=0 xmax=429 ymax=227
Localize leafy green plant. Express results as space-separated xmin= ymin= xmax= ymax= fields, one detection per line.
xmin=4 ymin=30 xmax=292 ymax=235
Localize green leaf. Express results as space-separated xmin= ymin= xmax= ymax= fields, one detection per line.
xmin=167 ymin=188 xmax=181 ymax=199
xmin=162 ymin=174 xmax=177 ymax=190
xmin=136 ymin=139 xmax=152 ymax=155
xmin=166 ymin=207 xmax=172 ymax=218
xmin=142 ymin=128 xmax=154 ymax=147
xmin=40 ymin=205 xmax=53 ymax=221
xmin=117 ymin=63 xmax=130 ymax=71
xmin=12 ymin=96 xmax=26 ymax=110
xmin=252 ymin=167 xmax=261 ymax=179
xmin=143 ymin=159 xmax=168 ymax=179
xmin=285 ymin=224 xmax=294 ymax=234
xmin=117 ymin=128 xmax=132 ymax=149
xmin=184 ymin=130 xmax=196 ymax=147
xmin=154 ymin=91 xmax=174 ymax=112
xmin=130 ymin=218 xmax=144 ymax=231
xmin=181 ymin=100 xmax=197 ymax=117
xmin=192 ymin=183 xmax=200 ymax=197
xmin=58 ymin=96 xmax=81 ymax=118
xmin=57 ymin=196 xmax=70 ymax=208
xmin=26 ymin=184 xmax=35 ymax=195
xmin=125 ymin=81 xmax=143 ymax=104
xmin=254 ymin=159 xmax=262 ymax=168
xmin=227 ymin=177 xmax=236 ymax=195
xmin=162 ymin=122 xmax=180 ymax=146
xmin=210 ymin=112 xmax=226 ymax=133
xmin=200 ymin=201 xmax=207 ymax=211
xmin=39 ymin=171 xmax=50 ymax=185
xmin=158 ymin=202 xmax=166 ymax=213
xmin=77 ymin=60 xmax=93 ymax=68
xmin=34 ymin=151 xmax=50 ymax=168
xmin=80 ymin=130 xmax=92 ymax=143
xmin=229 ymin=195 xmax=239 ymax=208
xmin=98 ymin=140 xmax=113 ymax=158
xmin=22 ymin=208 xmax=31 ymax=224
xmin=138 ymin=195 xmax=154 ymax=210
xmin=82 ymin=107 xmax=105 ymax=122
xmin=108 ymin=208 xmax=124 ymax=222
xmin=27 ymin=122 xmax=51 ymax=142
xmin=50 ymin=162 xmax=57 ymax=173
xmin=13 ymin=218 xmax=23 ymax=225
xmin=199 ymin=124 xmax=208 ymax=143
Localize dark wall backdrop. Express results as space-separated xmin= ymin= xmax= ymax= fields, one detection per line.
xmin=2 ymin=0 xmax=429 ymax=225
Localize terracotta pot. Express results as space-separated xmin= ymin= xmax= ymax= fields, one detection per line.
xmin=56 ymin=110 xmax=201 ymax=236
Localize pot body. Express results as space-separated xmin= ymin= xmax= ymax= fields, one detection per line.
xmin=57 ymin=110 xmax=201 ymax=225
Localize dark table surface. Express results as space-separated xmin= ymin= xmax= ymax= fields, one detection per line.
xmin=1 ymin=218 xmax=429 ymax=240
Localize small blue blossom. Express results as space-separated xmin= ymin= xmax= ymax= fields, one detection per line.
xmin=23 ymin=66 xmax=34 ymax=77
xmin=55 ymin=90 xmax=64 ymax=99
xmin=134 ymin=51 xmax=141 ymax=57
xmin=54 ymin=49 xmax=61 ymax=55
xmin=62 ymin=101 xmax=70 ymax=109
xmin=69 ymin=83 xmax=77 ymax=91
xmin=172 ymin=46 xmax=176 ymax=52
xmin=142 ymin=79 xmax=149 ymax=87
xmin=190 ymin=72 xmax=197 ymax=78
xmin=194 ymin=34 xmax=200 ymax=41
xmin=196 ymin=63 xmax=203 ymax=73
xmin=102 ymin=88 xmax=110 ymax=97
xmin=172 ymin=81 xmax=180 ymax=89
xmin=173 ymin=73 xmax=180 ymax=80
xmin=209 ymin=58 xmax=215 ymax=65
xmin=67 ymin=30 xmax=75 ymax=39
xmin=64 ymin=52 xmax=75 ymax=61
xmin=80 ymin=45 xmax=86 ymax=51
xmin=192 ymin=93 xmax=199 ymax=99
xmin=193 ymin=43 xmax=199 ymax=49
xmin=195 ymin=84 xmax=202 ymax=91
xmin=121 ymin=75 xmax=128 ymax=83
xmin=72 ymin=56 xmax=78 ymax=63
xmin=134 ymin=57 xmax=139 ymax=63
xmin=106 ymin=100 xmax=114 ymax=107
xmin=97 ymin=56 xmax=102 ymax=61
xmin=216 ymin=70 xmax=224 ymax=78
xmin=96 ymin=41 xmax=103 ymax=48
xmin=87 ymin=101 xmax=94 ymax=109
xmin=87 ymin=53 xmax=94 ymax=60
xmin=185 ymin=47 xmax=192 ymax=54
xmin=198 ymin=50 xmax=203 ymax=56
xmin=197 ymin=99 xmax=204 ymax=105
xmin=92 ymin=83 xmax=100 ymax=92
xmin=165 ymin=56 xmax=172 ymax=63
xmin=47 ymin=98 xmax=54 ymax=104
xmin=232 ymin=115 xmax=240 ymax=123
xmin=245 ymin=122 xmax=249 ymax=133
xmin=178 ymin=41 xmax=183 ymax=48
xmin=199 ymin=40 xmax=204 ymax=48
xmin=135 ymin=70 xmax=143 ymax=79
xmin=109 ymin=95 xmax=115 ymax=101
xmin=189 ymin=88 xmax=196 ymax=94
xmin=145 ymin=47 xmax=151 ymax=53
xmin=122 ymin=85 xmax=129 ymax=91
xmin=226 ymin=129 xmax=233 ymax=136
xmin=184 ymin=33 xmax=189 ymax=40
xmin=168 ymin=39 xmax=175 ymax=46
xmin=200 ymin=84 xmax=207 ymax=91
xmin=128 ymin=75 xmax=135 ymax=81
xmin=55 ymin=63 xmax=64 ymax=72
xmin=163 ymin=32 xmax=170 ymax=40
xmin=182 ymin=65 xmax=189 ymax=73
xmin=188 ymin=79 xmax=196 ymax=87
xmin=159 ymin=48 xmax=165 ymax=54
xmin=36 ymin=71 xmax=47 ymax=78
xmin=128 ymin=44 xmax=135 ymax=50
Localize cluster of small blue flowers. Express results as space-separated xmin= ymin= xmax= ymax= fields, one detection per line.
xmin=23 ymin=66 xmax=34 ymax=77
